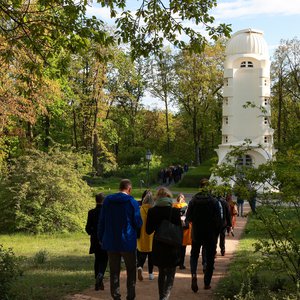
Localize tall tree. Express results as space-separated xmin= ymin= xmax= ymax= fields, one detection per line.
xmin=271 ymin=38 xmax=300 ymax=150
xmin=149 ymin=47 xmax=175 ymax=153
xmin=174 ymin=42 xmax=225 ymax=165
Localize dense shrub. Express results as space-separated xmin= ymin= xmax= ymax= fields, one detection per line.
xmin=0 ymin=147 xmax=93 ymax=233
xmin=0 ymin=245 xmax=20 ymax=299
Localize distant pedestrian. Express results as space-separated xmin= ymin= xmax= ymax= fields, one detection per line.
xmin=98 ymin=179 xmax=142 ymax=300
xmin=86 ymin=193 xmax=108 ymax=291
xmin=137 ymin=190 xmax=155 ymax=281
xmin=237 ymin=196 xmax=245 ymax=217
xmin=216 ymin=195 xmax=232 ymax=256
xmin=186 ymin=178 xmax=221 ymax=292
xmin=146 ymin=187 xmax=181 ymax=300
xmin=226 ymin=193 xmax=237 ymax=236
xmin=173 ymin=193 xmax=188 ymax=269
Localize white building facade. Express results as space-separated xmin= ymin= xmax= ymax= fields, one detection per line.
xmin=216 ymin=29 xmax=276 ymax=169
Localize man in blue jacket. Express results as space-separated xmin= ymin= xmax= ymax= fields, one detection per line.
xmin=98 ymin=179 xmax=142 ymax=300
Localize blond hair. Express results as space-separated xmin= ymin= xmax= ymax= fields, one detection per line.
xmin=176 ymin=193 xmax=185 ymax=203
xmin=155 ymin=187 xmax=173 ymax=200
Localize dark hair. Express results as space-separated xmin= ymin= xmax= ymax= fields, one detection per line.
xmin=95 ymin=193 xmax=105 ymax=204
xmin=141 ymin=189 xmax=150 ymax=201
xmin=119 ymin=179 xmax=132 ymax=191
xmin=199 ymin=178 xmax=209 ymax=188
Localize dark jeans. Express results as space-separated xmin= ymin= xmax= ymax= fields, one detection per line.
xmin=179 ymin=245 xmax=186 ymax=267
xmin=190 ymin=238 xmax=216 ymax=287
xmin=108 ymin=251 xmax=136 ymax=300
xmin=219 ymin=228 xmax=226 ymax=253
xmin=94 ymin=248 xmax=108 ymax=278
xmin=158 ymin=266 xmax=176 ymax=300
xmin=137 ymin=250 xmax=153 ymax=274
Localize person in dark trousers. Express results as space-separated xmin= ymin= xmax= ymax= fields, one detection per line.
xmin=146 ymin=187 xmax=181 ymax=300
xmin=186 ymin=178 xmax=221 ymax=292
xmin=216 ymin=195 xmax=232 ymax=256
xmin=85 ymin=193 xmax=108 ymax=291
xmin=98 ymin=179 xmax=142 ymax=300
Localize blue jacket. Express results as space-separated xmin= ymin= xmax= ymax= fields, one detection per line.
xmin=98 ymin=192 xmax=142 ymax=252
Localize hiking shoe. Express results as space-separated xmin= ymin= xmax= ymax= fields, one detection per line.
xmin=137 ymin=267 xmax=143 ymax=281
xmin=95 ymin=273 xmax=103 ymax=291
xmin=191 ymin=276 xmax=198 ymax=293
xmin=204 ymin=285 xmax=211 ymax=290
xmin=221 ymin=250 xmax=225 ymax=256
xmin=149 ymin=273 xmax=154 ymax=280
xmin=179 ymin=265 xmax=186 ymax=270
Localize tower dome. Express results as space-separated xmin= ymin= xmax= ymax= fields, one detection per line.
xmin=225 ymin=29 xmax=269 ymax=57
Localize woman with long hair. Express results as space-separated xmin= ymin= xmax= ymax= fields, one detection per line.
xmin=146 ymin=187 xmax=181 ymax=300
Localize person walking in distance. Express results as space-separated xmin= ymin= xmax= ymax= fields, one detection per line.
xmin=186 ymin=178 xmax=221 ymax=292
xmin=98 ymin=179 xmax=142 ymax=300
xmin=137 ymin=190 xmax=155 ymax=281
xmin=173 ymin=193 xmax=188 ymax=269
xmin=146 ymin=187 xmax=182 ymax=300
xmin=85 ymin=193 xmax=108 ymax=291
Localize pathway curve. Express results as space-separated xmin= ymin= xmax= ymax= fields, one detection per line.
xmin=67 ymin=203 xmax=250 ymax=300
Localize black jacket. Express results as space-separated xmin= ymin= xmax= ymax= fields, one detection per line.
xmin=186 ymin=192 xmax=221 ymax=242
xmin=146 ymin=206 xmax=181 ymax=267
xmin=217 ymin=197 xmax=232 ymax=229
xmin=85 ymin=205 xmax=103 ymax=254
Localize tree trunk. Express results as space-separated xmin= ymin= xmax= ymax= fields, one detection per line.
xmin=192 ymin=113 xmax=200 ymax=166
xmin=164 ymin=91 xmax=171 ymax=153
xmin=277 ymin=74 xmax=283 ymax=150
xmin=72 ymin=108 xmax=78 ymax=149
xmin=26 ymin=122 xmax=33 ymax=143
xmin=44 ymin=115 xmax=50 ymax=149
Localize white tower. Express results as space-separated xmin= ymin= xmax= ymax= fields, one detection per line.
xmin=216 ymin=29 xmax=276 ymax=169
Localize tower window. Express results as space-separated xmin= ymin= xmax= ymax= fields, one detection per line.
xmin=264 ymin=135 xmax=271 ymax=143
xmin=224 ymin=78 xmax=229 ymax=86
xmin=240 ymin=61 xmax=254 ymax=68
xmin=223 ymin=135 xmax=228 ymax=143
xmin=264 ymin=98 xmax=270 ymax=105
xmin=223 ymin=97 xmax=229 ymax=105
xmin=224 ymin=116 xmax=229 ymax=125
xmin=264 ymin=117 xmax=268 ymax=125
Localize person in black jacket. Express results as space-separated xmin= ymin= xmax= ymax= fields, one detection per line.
xmin=146 ymin=187 xmax=181 ymax=300
xmin=217 ymin=195 xmax=232 ymax=256
xmin=186 ymin=178 xmax=221 ymax=292
xmin=85 ymin=193 xmax=108 ymax=291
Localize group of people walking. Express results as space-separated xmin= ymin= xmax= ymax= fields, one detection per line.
xmin=85 ymin=178 xmax=241 ymax=300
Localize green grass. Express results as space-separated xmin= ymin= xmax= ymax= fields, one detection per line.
xmin=176 ymin=159 xmax=214 ymax=188
xmin=214 ymin=207 xmax=300 ymax=300
xmin=1 ymin=233 xmax=95 ymax=300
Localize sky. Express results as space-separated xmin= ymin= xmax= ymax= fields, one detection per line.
xmin=86 ymin=0 xmax=300 ymax=110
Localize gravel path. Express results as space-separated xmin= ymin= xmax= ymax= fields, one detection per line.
xmin=67 ymin=203 xmax=250 ymax=300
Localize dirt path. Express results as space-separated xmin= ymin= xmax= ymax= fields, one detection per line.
xmin=67 ymin=203 xmax=250 ymax=300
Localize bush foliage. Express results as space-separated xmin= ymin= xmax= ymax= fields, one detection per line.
xmin=0 ymin=147 xmax=93 ymax=234
xmin=0 ymin=244 xmax=20 ymax=299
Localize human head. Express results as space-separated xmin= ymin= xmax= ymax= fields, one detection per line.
xmin=155 ymin=187 xmax=173 ymax=200
xmin=141 ymin=189 xmax=151 ymax=201
xmin=176 ymin=193 xmax=185 ymax=203
xmin=199 ymin=178 xmax=209 ymax=189
xmin=95 ymin=193 xmax=105 ymax=204
xmin=142 ymin=190 xmax=154 ymax=206
xmin=119 ymin=179 xmax=132 ymax=194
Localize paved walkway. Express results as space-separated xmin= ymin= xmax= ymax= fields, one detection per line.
xmin=67 ymin=204 xmax=250 ymax=300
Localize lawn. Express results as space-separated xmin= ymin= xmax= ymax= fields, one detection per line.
xmin=1 ymin=233 xmax=95 ymax=300
xmin=214 ymin=206 xmax=300 ymax=300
